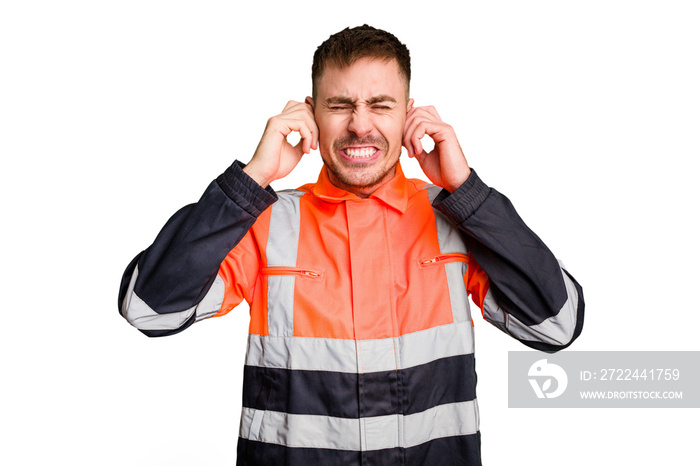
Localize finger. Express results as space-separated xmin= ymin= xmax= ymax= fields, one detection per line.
xmin=303 ymin=109 xmax=319 ymax=150
xmin=404 ymin=114 xmax=433 ymax=157
xmin=404 ymin=106 xmax=444 ymax=157
xmin=274 ymin=116 xmax=313 ymax=154
xmin=305 ymin=101 xmax=319 ymax=150
xmin=403 ymin=110 xmax=425 ymax=157
xmin=422 ymin=105 xmax=442 ymax=122
xmin=402 ymin=123 xmax=416 ymax=157
xmin=282 ymin=100 xmax=302 ymax=112
xmin=413 ymin=148 xmax=430 ymax=166
xmin=287 ymin=104 xmax=318 ymax=150
xmin=408 ymin=118 xmax=453 ymax=146
xmin=292 ymin=119 xmax=314 ymax=154
xmin=404 ymin=108 xmax=436 ymax=138
xmin=293 ymin=138 xmax=308 ymax=159
xmin=411 ymin=124 xmax=425 ymax=157
xmin=405 ymin=106 xmax=440 ymax=126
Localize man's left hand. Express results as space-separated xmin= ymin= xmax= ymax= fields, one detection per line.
xmin=403 ymin=105 xmax=471 ymax=193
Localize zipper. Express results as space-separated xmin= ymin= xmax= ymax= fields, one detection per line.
xmin=260 ymin=266 xmax=322 ymax=279
xmin=419 ymin=252 xmax=469 ymax=267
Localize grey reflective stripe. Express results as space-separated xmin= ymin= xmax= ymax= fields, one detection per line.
xmin=432 ymin=206 xmax=472 ymax=324
xmin=361 ymin=414 xmax=399 ymax=451
xmin=120 ymin=266 xmax=224 ymax=331
xmin=248 ymin=409 xmax=265 ymax=442
xmin=239 ymin=400 xmax=479 ymax=451
xmin=246 ymin=332 xmax=357 ymax=372
xmin=425 ymin=184 xmax=442 ymax=203
xmin=404 ymin=399 xmax=479 ymax=449
xmin=358 ymin=337 xmax=396 ymax=373
xmin=433 ymin=209 xmax=468 ymax=256
xmin=444 ymin=261 xmax=471 ymax=324
xmin=482 ymin=264 xmax=580 ymax=346
xmin=194 ymin=275 xmax=226 ymax=321
xmin=266 ymin=190 xmax=304 ymax=337
xmin=266 ymin=275 xmax=295 ymax=337
xmin=267 ymin=190 xmax=304 ymax=266
xmin=246 ymin=321 xmax=474 ymax=373
xmin=397 ymin=321 xmax=474 ymax=369
xmin=240 ymin=407 xmax=361 ymax=450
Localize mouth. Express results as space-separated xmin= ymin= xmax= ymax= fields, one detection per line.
xmin=340 ymin=146 xmax=380 ymax=162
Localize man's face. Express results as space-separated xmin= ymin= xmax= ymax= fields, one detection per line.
xmin=308 ymin=57 xmax=413 ymax=197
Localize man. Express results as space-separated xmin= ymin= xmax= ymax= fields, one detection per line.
xmin=119 ymin=25 xmax=584 ymax=465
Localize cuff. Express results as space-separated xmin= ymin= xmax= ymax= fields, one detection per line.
xmin=432 ymin=169 xmax=491 ymax=222
xmin=216 ymin=160 xmax=277 ymax=217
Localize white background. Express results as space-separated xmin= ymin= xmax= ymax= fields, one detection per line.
xmin=2 ymin=0 xmax=698 ymax=464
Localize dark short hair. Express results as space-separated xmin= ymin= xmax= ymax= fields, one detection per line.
xmin=312 ymin=25 xmax=411 ymax=99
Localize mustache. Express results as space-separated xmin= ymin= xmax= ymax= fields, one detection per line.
xmin=332 ymin=135 xmax=388 ymax=152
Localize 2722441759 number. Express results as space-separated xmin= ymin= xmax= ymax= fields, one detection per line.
xmin=598 ymin=368 xmax=680 ymax=381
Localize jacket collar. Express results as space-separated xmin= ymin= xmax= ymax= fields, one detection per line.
xmin=307 ymin=163 xmax=419 ymax=214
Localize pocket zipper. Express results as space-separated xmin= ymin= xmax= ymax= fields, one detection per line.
xmin=419 ymin=253 xmax=469 ymax=267
xmin=260 ymin=267 xmax=322 ymax=279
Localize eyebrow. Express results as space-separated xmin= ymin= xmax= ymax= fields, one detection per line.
xmin=366 ymin=95 xmax=397 ymax=105
xmin=325 ymin=95 xmax=398 ymax=106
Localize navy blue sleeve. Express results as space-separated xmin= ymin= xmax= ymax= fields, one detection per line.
xmin=433 ymin=170 xmax=584 ymax=352
xmin=118 ymin=161 xmax=276 ymax=337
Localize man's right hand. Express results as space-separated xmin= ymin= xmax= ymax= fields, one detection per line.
xmin=243 ymin=100 xmax=318 ymax=188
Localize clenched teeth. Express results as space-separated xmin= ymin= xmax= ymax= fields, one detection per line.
xmin=345 ymin=147 xmax=377 ymax=158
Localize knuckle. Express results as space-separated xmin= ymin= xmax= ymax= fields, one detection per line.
xmin=267 ymin=115 xmax=281 ymax=127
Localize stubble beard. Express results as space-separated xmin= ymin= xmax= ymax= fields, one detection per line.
xmin=325 ymin=135 xmax=398 ymax=190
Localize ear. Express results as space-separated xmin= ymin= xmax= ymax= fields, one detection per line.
xmin=406 ymin=98 xmax=414 ymax=113
xmin=305 ymin=96 xmax=315 ymax=112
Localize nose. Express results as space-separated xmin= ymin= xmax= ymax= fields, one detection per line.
xmin=347 ymin=108 xmax=373 ymax=138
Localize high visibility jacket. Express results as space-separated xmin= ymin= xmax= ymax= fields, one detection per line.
xmin=119 ymin=161 xmax=584 ymax=465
